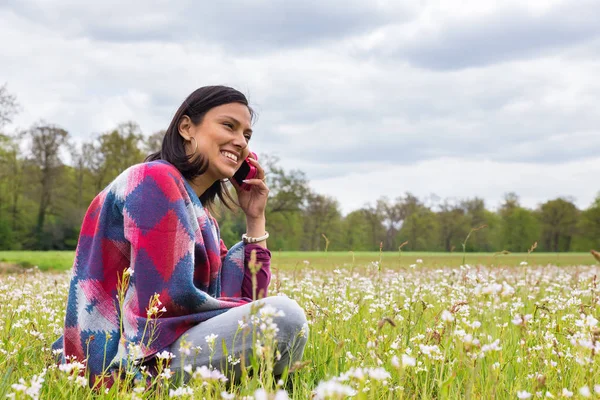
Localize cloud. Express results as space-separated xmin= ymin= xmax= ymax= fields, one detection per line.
xmin=2 ymin=0 xmax=412 ymax=49
xmin=1 ymin=0 xmax=598 ymax=213
xmin=358 ymin=0 xmax=600 ymax=70
xmin=256 ymin=52 xmax=600 ymax=168
xmin=309 ymin=157 xmax=600 ymax=215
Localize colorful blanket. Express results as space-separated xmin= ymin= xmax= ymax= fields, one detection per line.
xmin=52 ymin=160 xmax=271 ymax=386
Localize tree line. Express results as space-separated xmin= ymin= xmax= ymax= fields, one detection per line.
xmin=1 ymin=84 xmax=599 ymax=252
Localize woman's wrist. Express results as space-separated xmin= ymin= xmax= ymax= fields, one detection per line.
xmin=245 ymin=214 xmax=267 ymax=248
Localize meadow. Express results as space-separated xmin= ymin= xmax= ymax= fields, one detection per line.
xmin=1 ymin=251 xmax=600 ymax=399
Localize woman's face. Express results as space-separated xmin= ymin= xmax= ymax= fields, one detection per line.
xmin=183 ymin=102 xmax=253 ymax=181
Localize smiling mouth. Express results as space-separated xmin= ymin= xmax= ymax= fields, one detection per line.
xmin=221 ymin=151 xmax=238 ymax=164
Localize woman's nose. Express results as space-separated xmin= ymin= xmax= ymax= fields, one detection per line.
xmin=232 ymin=130 xmax=247 ymax=149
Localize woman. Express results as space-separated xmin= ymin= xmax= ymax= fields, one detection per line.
xmin=52 ymin=86 xmax=308 ymax=387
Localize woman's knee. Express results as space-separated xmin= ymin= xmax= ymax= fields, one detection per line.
xmin=260 ymin=296 xmax=309 ymax=342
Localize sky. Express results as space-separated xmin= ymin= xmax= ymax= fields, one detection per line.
xmin=1 ymin=0 xmax=599 ymax=215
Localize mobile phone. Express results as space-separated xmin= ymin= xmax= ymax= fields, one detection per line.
xmin=232 ymin=152 xmax=258 ymax=191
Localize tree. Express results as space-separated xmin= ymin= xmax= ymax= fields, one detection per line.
xmin=459 ymin=198 xmax=500 ymax=252
xmin=263 ymin=155 xmax=310 ymax=213
xmin=499 ymin=193 xmax=540 ymax=252
xmin=301 ymin=193 xmax=342 ymax=251
xmin=69 ymin=142 xmax=87 ymax=210
xmin=358 ymin=204 xmax=385 ymax=250
xmin=144 ymin=129 xmax=166 ymax=155
xmin=0 ymin=83 xmax=20 ymax=128
xmin=0 ymin=134 xmax=22 ymax=248
xmin=376 ymin=197 xmax=404 ymax=251
xmin=436 ymin=199 xmax=469 ymax=252
xmin=24 ymin=123 xmax=70 ymax=248
xmin=398 ymin=205 xmax=439 ymax=251
xmin=90 ymin=122 xmax=145 ymax=191
xmin=261 ymin=155 xmax=310 ymax=250
xmin=538 ymin=198 xmax=579 ymax=252
xmin=343 ymin=209 xmax=379 ymax=251
xmin=574 ymin=194 xmax=600 ymax=250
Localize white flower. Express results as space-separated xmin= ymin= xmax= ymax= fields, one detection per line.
xmin=462 ymin=334 xmax=478 ymax=346
xmin=222 ymin=391 xmax=236 ymax=399
xmin=128 ymin=343 xmax=143 ymax=360
xmin=75 ymin=376 xmax=87 ymax=387
xmin=274 ymin=390 xmax=289 ymax=400
xmin=259 ymin=304 xmax=285 ymax=318
xmin=155 ymin=351 xmax=176 ymax=360
xmin=402 ymin=354 xmax=416 ymax=367
xmin=579 ymin=386 xmax=591 ymax=398
xmin=562 ymin=388 xmax=573 ymax=397
xmin=314 ymin=380 xmax=356 ymax=399
xmin=441 ymin=310 xmax=454 ymax=322
xmin=159 ymin=368 xmax=174 ymax=379
xmin=419 ymin=344 xmax=440 ymax=356
xmin=416 ymin=259 xmax=423 ymax=264
xmin=586 ymin=315 xmax=598 ymax=327
xmin=10 ymin=371 xmax=46 ymax=400
xmin=205 ymin=333 xmax=219 ymax=349
xmin=481 ymin=339 xmax=502 ymax=353
xmin=517 ymin=390 xmax=532 ymax=399
xmin=595 ymin=385 xmax=600 ymax=394
xmin=366 ymin=367 xmax=390 ymax=381
xmin=178 ymin=346 xmax=191 ymax=356
xmin=124 ymin=267 xmax=134 ymax=276
xmin=520 ymin=261 xmax=528 ymax=266
xmin=512 ymin=315 xmax=525 ymax=326
xmin=501 ymin=282 xmax=515 ymax=297
xmin=254 ymin=388 xmax=268 ymax=400
xmin=391 ymin=355 xmax=400 ymax=368
xmin=191 ymin=366 xmax=228 ymax=382
xmin=58 ymin=361 xmax=86 ymax=374
xmin=169 ymin=386 xmax=193 ymax=397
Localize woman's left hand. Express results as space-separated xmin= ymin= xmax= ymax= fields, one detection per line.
xmin=233 ymin=156 xmax=269 ymax=219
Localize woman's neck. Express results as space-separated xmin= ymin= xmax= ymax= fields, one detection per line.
xmin=187 ymin=174 xmax=217 ymax=198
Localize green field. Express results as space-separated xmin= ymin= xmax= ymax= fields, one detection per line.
xmin=0 ymin=250 xmax=597 ymax=272
xmin=2 ymin=250 xmax=600 ymax=399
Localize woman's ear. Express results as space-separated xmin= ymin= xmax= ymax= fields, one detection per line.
xmin=178 ymin=115 xmax=193 ymax=140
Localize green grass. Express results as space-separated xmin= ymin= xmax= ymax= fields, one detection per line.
xmin=0 ymin=250 xmax=596 ymax=273
xmin=2 ymin=252 xmax=600 ymax=399
xmin=272 ymin=251 xmax=596 ymax=270
xmin=0 ymin=251 xmax=75 ymax=271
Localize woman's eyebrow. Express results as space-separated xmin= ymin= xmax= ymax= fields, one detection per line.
xmin=219 ymin=115 xmax=253 ymax=134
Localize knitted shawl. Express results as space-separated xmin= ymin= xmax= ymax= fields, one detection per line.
xmin=52 ymin=160 xmax=261 ymax=385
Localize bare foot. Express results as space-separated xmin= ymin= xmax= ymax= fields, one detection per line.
xmin=592 ymin=250 xmax=600 ymax=263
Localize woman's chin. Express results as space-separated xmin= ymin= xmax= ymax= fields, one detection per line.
xmin=216 ymin=168 xmax=236 ymax=181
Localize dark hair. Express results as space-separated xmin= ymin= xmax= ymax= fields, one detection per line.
xmin=146 ymin=86 xmax=254 ymax=211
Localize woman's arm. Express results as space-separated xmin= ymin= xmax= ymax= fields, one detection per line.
xmin=246 ymin=214 xmax=267 ymax=248
xmin=230 ymin=154 xmax=272 ymax=298
xmin=242 ymin=243 xmax=271 ymax=299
